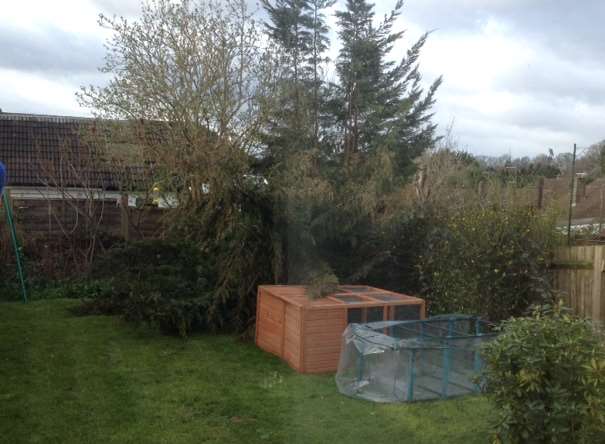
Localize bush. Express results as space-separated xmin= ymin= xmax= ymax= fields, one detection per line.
xmin=37 ymin=279 xmax=114 ymax=300
xmin=121 ymin=291 xmax=210 ymax=337
xmin=365 ymin=208 xmax=435 ymax=295
xmin=75 ymin=240 xmax=216 ymax=337
xmin=419 ymin=206 xmax=559 ymax=321
xmin=482 ymin=303 xmax=605 ymax=444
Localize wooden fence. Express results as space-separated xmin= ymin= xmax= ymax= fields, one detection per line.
xmin=7 ymin=195 xmax=167 ymax=242
xmin=552 ymin=245 xmax=605 ymax=322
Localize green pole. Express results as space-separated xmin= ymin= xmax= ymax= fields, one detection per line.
xmin=2 ymin=192 xmax=28 ymax=303
xmin=473 ymin=318 xmax=483 ymax=392
xmin=406 ymin=349 xmax=416 ymax=402
xmin=356 ymin=352 xmax=365 ymax=384
xmin=441 ymin=318 xmax=454 ymax=398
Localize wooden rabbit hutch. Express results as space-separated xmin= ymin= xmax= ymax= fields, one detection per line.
xmin=255 ymin=285 xmax=426 ymax=373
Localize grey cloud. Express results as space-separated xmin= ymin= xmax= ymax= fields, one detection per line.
xmin=499 ymin=101 xmax=603 ymax=137
xmin=385 ymin=0 xmax=605 ymax=155
xmin=447 ymin=115 xmax=578 ymax=157
xmin=90 ymin=0 xmax=142 ymax=18
xmin=496 ymin=63 xmax=605 ymax=107
xmin=0 ymin=70 xmax=108 ymax=117
xmin=433 ymin=91 xmax=601 ymax=156
xmin=91 ymin=0 xmax=264 ymax=17
xmin=401 ymin=0 xmax=605 ymax=63
xmin=0 ymin=88 xmax=88 ymax=117
xmin=0 ymin=25 xmax=105 ymax=74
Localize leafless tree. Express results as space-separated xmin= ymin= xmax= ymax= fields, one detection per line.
xmin=78 ymin=0 xmax=281 ymax=210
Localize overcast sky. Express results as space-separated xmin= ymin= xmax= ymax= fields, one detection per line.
xmin=1 ymin=0 xmax=603 ymax=157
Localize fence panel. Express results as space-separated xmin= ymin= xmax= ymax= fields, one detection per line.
xmin=8 ymin=195 xmax=166 ymax=241
xmin=553 ymin=245 xmax=604 ymax=322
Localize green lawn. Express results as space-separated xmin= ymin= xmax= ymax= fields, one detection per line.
xmin=0 ymin=300 xmax=493 ymax=443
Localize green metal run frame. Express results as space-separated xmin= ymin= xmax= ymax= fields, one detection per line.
xmin=394 ymin=316 xmax=494 ymax=400
xmin=384 ymin=316 xmax=495 ymax=401
xmin=2 ymin=192 xmax=28 ymax=303
xmin=337 ymin=316 xmax=497 ymax=403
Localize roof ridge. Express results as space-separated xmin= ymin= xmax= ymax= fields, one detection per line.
xmin=0 ymin=111 xmax=95 ymax=122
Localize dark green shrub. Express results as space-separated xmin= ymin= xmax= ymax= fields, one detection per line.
xmin=70 ymin=280 xmax=130 ymax=315
xmin=364 ymin=209 xmax=434 ymax=295
xmin=38 ymin=279 xmax=114 ymax=300
xmin=75 ymin=240 xmax=216 ymax=337
xmin=91 ymin=239 xmax=213 ymax=289
xmin=171 ymin=184 xmax=275 ymax=333
xmin=482 ymin=304 xmax=605 ymax=444
xmin=122 ymin=291 xmax=210 ymax=337
xmin=419 ymin=206 xmax=559 ymax=321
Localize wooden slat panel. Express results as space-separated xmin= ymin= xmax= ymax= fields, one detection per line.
xmin=283 ymin=304 xmax=301 ymax=368
xmin=553 ymin=246 xmax=605 ymax=322
xmin=9 ymin=197 xmax=165 ymax=239
xmin=256 ymin=291 xmax=286 ymax=357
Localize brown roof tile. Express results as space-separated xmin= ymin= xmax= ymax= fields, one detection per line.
xmin=0 ymin=112 xmax=144 ymax=190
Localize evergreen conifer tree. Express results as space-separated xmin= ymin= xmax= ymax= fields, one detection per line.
xmin=334 ymin=0 xmax=442 ymax=175
xmin=262 ymin=0 xmax=442 ymax=294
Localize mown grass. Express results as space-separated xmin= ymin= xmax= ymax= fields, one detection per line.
xmin=0 ymin=300 xmax=493 ymax=443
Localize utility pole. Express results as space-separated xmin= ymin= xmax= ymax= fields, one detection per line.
xmin=599 ymin=185 xmax=603 ymax=238
xmin=537 ymin=177 xmax=544 ymax=209
xmin=567 ymin=143 xmax=577 ymax=246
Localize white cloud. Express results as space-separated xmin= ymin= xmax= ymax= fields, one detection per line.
xmin=0 ymin=68 xmax=97 ymax=116
xmin=1 ymin=0 xmax=101 ymax=34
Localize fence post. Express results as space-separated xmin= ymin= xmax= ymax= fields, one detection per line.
xmin=593 ymin=246 xmax=603 ymax=323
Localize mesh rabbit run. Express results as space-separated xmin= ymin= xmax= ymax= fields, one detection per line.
xmin=335 ymin=315 xmax=497 ymax=402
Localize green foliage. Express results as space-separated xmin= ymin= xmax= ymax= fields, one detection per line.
xmin=75 ymin=240 xmax=216 ymax=337
xmin=121 ymin=291 xmax=210 ymax=337
xmin=482 ymin=303 xmax=605 ymax=444
xmin=419 ymin=206 xmax=560 ymax=321
xmin=91 ymin=240 xmax=213 ymax=292
xmin=364 ymin=208 xmax=435 ymax=294
xmin=37 ymin=279 xmax=114 ymax=301
xmin=170 ymin=179 xmax=276 ymax=332
xmin=259 ymin=0 xmax=441 ymax=295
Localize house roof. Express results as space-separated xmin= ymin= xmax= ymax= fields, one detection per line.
xmin=0 ymin=111 xmax=148 ymax=190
